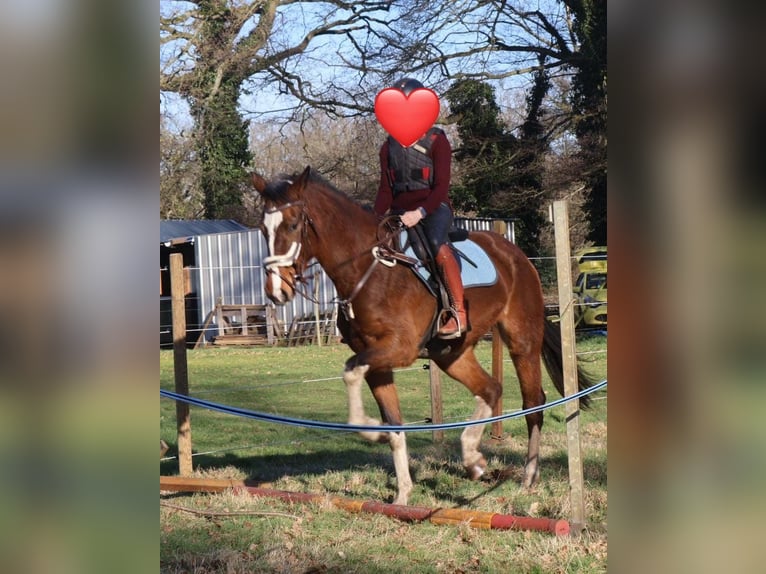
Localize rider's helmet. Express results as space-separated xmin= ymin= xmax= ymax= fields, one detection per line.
xmin=392 ymin=77 xmax=424 ymax=96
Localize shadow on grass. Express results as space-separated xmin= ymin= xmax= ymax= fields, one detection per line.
xmin=161 ymin=443 xmax=396 ymax=483
xmin=160 ymin=439 xmax=606 ymax=503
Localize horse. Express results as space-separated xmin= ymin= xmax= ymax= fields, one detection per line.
xmin=251 ymin=166 xmax=595 ymax=506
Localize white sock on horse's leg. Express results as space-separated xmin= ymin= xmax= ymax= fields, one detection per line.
xmin=460 ymin=395 xmax=491 ymax=479
xmin=343 ymin=364 xmax=387 ymax=443
xmin=389 ymin=431 xmax=413 ymax=506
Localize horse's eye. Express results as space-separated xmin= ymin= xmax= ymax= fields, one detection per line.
xmin=288 ymin=221 xmax=300 ymax=232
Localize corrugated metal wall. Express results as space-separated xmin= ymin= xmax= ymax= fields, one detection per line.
xmin=186 ymin=219 xmax=515 ymax=342
xmin=454 ymin=217 xmax=516 ymax=244
xmin=191 ymin=230 xmax=339 ymax=340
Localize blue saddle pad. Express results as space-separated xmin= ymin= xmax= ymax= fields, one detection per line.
xmin=400 ymin=230 xmax=498 ymax=288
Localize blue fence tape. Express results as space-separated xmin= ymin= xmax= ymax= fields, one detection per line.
xmin=160 ymin=379 xmax=606 ymax=433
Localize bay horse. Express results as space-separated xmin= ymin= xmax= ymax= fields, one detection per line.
xmin=252 ymin=166 xmax=594 ymax=505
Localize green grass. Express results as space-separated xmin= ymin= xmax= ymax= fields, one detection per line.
xmin=161 ymin=335 xmax=607 ymax=573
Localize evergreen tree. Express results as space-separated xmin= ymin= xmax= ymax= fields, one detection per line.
xmin=446 ymin=78 xmax=552 ymax=256
xmin=566 ymin=0 xmax=607 ymax=244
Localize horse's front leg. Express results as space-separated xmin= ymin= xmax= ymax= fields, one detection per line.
xmin=342 ymin=360 xmax=413 ymax=505
xmin=343 ymin=362 xmax=388 ymax=443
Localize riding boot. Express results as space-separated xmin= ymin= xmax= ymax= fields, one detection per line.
xmin=435 ymin=244 xmax=467 ymax=339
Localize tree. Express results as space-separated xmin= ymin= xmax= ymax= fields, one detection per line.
xmin=566 ymin=0 xmax=607 ymax=244
xmin=161 ymin=1 xmax=393 ymax=219
xmin=446 ymin=79 xmax=517 ymax=215
xmin=160 ymin=1 xmax=606 ymax=239
xmin=446 ymin=76 xmax=553 ymax=256
xmin=344 ymin=0 xmax=606 ymax=242
xmin=160 ymin=119 xmax=203 ymax=219
xmin=249 ymin=112 xmax=383 ymax=203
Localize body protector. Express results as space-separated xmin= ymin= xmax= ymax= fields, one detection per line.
xmin=387 ymin=127 xmax=444 ymax=196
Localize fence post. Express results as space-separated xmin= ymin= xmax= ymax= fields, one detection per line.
xmin=491 ymin=220 xmax=506 ymax=439
xmin=428 ymin=361 xmax=444 ymax=443
xmin=170 ymin=253 xmax=193 ymax=476
xmin=314 ymin=270 xmax=322 ymax=347
xmin=491 ymin=327 xmax=504 ymax=439
xmin=552 ymin=200 xmax=585 ymax=530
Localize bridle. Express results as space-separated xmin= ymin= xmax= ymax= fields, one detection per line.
xmin=262 ymin=200 xmax=319 ymax=301
xmin=264 ymin=200 xmax=412 ymax=311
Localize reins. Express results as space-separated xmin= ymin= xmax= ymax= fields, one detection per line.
xmin=266 ymin=202 xmax=406 ymax=309
xmin=332 ymin=215 xmax=410 ymax=318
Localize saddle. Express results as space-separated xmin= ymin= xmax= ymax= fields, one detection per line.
xmin=376 ymin=224 xmax=498 ymax=348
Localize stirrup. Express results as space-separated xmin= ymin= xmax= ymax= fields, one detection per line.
xmin=437 ymin=309 xmax=465 ymax=340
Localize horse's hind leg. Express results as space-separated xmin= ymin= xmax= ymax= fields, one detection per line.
xmin=436 ymin=348 xmax=502 ymax=480
xmin=510 ymin=350 xmax=546 ymax=488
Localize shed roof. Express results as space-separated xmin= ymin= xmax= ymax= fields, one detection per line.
xmin=160 ymin=219 xmax=251 ymax=244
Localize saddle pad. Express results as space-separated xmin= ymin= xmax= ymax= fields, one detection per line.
xmin=401 ymin=231 xmax=498 ymax=288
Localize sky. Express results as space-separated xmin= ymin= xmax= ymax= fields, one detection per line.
xmin=159 ymin=0 xmax=542 ymax=132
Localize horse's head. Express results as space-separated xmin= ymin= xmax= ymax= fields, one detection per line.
xmin=252 ymin=166 xmax=315 ymax=304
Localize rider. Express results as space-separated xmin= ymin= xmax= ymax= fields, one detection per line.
xmin=373 ymin=77 xmax=467 ymax=339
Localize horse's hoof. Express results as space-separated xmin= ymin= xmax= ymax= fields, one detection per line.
xmin=522 ymin=465 xmax=540 ymax=488
xmin=465 ymin=456 xmax=487 ymax=481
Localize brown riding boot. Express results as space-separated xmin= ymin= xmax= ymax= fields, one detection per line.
xmin=435 ymin=245 xmax=467 ymax=339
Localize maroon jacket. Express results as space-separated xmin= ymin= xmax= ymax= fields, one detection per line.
xmin=374 ymin=130 xmax=452 ymax=217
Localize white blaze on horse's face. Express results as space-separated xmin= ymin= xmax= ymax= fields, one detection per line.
xmin=263 ymin=209 xmax=286 ymax=302
xmin=262 ymin=201 xmax=302 ymax=304
xmin=263 ymin=209 xmax=283 ymax=260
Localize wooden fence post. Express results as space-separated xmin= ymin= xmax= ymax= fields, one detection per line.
xmin=314 ymin=271 xmax=322 ymax=347
xmin=428 ymin=361 xmax=444 ymax=443
xmin=490 ymin=220 xmax=507 ymax=439
xmin=490 ymin=327 xmax=504 ymax=439
xmin=552 ymin=200 xmax=585 ymax=530
xmin=170 ymin=253 xmax=193 ymax=476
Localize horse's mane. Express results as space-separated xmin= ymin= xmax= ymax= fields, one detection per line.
xmin=265 ymin=169 xmax=371 ymax=213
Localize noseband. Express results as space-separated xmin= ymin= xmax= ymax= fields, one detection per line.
xmin=263 ymin=200 xmax=322 ymax=300
xmin=263 ymin=200 xmax=307 ymax=270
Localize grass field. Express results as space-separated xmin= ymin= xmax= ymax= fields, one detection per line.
xmin=160 ymin=335 xmax=607 ymax=573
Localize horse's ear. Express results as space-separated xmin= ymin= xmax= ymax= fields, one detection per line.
xmin=293 ymin=166 xmax=312 ymax=193
xmin=251 ymin=172 xmax=267 ymax=195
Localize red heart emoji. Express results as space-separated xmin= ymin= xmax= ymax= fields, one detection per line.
xmin=374 ymin=88 xmax=440 ymax=147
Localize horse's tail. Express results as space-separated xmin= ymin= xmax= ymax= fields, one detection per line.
xmin=541 ymin=319 xmax=595 ymax=410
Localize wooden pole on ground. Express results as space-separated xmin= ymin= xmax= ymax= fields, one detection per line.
xmin=170 ymin=253 xmax=193 ymax=475
xmin=160 ymin=476 xmax=570 ymax=535
xmin=552 ymin=200 xmax=585 ymax=530
xmin=428 ymin=361 xmax=444 ymax=443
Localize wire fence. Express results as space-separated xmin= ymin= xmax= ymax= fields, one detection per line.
xmin=160 ymin=379 xmax=607 ymax=434
xmin=159 ymin=253 xmax=607 ymax=347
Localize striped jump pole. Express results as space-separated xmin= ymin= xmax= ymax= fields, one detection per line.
xmin=160 ymin=476 xmax=569 ymax=536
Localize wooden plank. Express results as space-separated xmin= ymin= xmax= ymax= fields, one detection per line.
xmin=213 ymin=334 xmax=269 ymax=346
xmin=161 ymin=475 xmax=256 ymax=492
xmin=552 ymin=199 xmax=585 ymax=531
xmin=193 ymin=296 xmax=221 ymax=349
xmin=266 ymin=305 xmax=275 ymax=345
xmin=216 ymin=302 xmax=225 ymax=338
xmin=170 ymin=253 xmax=192 ymax=476
xmin=240 ymin=305 xmax=248 ymax=336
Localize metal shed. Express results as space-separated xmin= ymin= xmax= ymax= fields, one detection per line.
xmin=160 ymin=220 xmax=339 ymax=347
